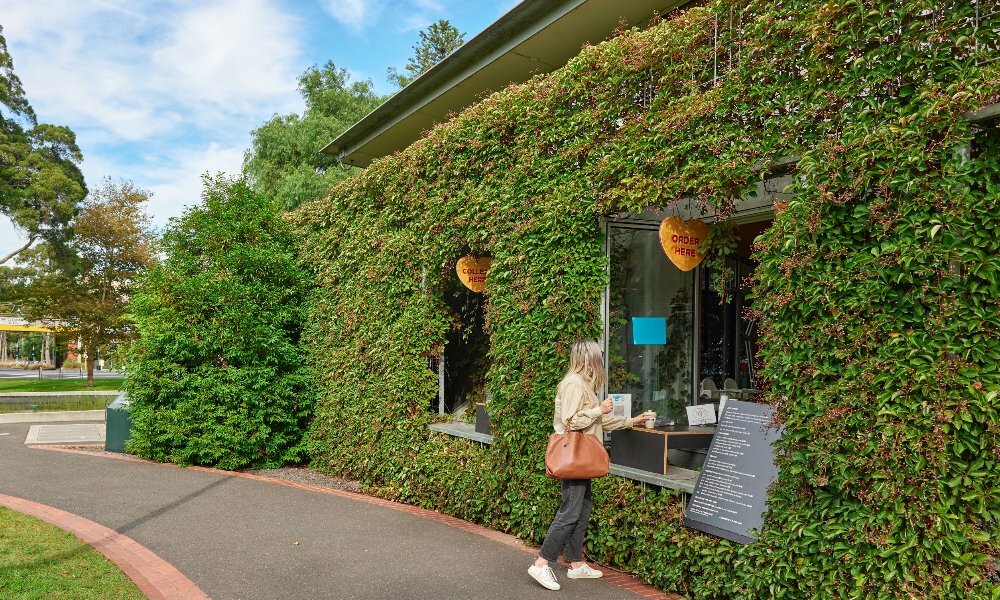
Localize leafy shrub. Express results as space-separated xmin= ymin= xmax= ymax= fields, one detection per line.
xmin=125 ymin=176 xmax=314 ymax=469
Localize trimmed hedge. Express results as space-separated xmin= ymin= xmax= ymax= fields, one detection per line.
xmin=293 ymin=1 xmax=998 ymax=597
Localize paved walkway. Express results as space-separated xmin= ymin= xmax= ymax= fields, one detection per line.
xmin=0 ymin=421 xmax=672 ymax=600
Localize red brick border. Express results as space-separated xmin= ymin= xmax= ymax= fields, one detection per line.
xmin=31 ymin=445 xmax=679 ymax=599
xmin=0 ymin=492 xmax=210 ymax=600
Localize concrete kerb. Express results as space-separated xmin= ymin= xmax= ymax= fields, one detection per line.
xmin=29 ymin=445 xmax=679 ymax=600
xmin=0 ymin=492 xmax=211 ymax=600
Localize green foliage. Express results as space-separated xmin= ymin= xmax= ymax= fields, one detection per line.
xmin=29 ymin=180 xmax=155 ymax=379
xmin=125 ymin=176 xmax=314 ymax=470
xmin=0 ymin=25 xmax=34 ymax=123
xmin=243 ymin=61 xmax=381 ymax=211
xmin=386 ymin=19 xmax=465 ymax=88
xmin=748 ymin=125 xmax=1000 ymax=599
xmin=0 ymin=26 xmax=86 ymax=265
xmin=293 ymin=1 xmax=998 ymax=598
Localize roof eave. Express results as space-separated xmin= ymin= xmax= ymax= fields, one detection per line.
xmin=321 ymin=0 xmax=588 ymax=165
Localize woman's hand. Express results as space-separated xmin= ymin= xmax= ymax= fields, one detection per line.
xmin=599 ymin=397 xmax=614 ymax=414
xmin=630 ymin=411 xmax=654 ymax=427
xmin=630 ymin=413 xmax=650 ymax=427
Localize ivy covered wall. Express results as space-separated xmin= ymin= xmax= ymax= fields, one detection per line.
xmin=293 ymin=1 xmax=999 ymax=597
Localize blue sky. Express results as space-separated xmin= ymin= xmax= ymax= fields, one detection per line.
xmin=0 ymin=0 xmax=517 ymax=257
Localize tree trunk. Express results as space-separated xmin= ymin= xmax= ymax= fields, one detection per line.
xmin=0 ymin=236 xmax=37 ymax=265
xmin=85 ymin=345 xmax=95 ymax=387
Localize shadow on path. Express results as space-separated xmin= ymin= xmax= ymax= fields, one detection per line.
xmin=0 ymin=476 xmax=232 ymax=574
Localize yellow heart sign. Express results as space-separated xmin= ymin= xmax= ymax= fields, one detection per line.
xmin=456 ymin=256 xmax=492 ymax=292
xmin=659 ymin=217 xmax=708 ymax=272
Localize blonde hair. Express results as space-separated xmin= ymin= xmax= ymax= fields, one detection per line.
xmin=565 ymin=339 xmax=606 ymax=392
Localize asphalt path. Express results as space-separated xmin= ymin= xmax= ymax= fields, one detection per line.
xmin=0 ymin=422 xmax=643 ymax=600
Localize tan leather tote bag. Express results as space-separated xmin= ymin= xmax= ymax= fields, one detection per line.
xmin=545 ymin=419 xmax=610 ymax=479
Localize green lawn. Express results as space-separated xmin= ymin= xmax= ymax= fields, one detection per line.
xmin=0 ymin=399 xmax=113 ymax=414
xmin=0 ymin=379 xmax=123 ymax=393
xmin=0 ymin=507 xmax=146 ymax=599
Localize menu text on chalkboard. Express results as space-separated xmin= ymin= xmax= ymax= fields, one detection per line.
xmin=683 ymin=400 xmax=781 ymax=544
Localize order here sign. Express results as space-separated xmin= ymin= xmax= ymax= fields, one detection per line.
xmin=659 ymin=216 xmax=708 ymax=271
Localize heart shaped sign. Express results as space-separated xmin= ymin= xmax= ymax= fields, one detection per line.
xmin=456 ymin=256 xmax=492 ymax=292
xmin=659 ymin=217 xmax=708 ymax=272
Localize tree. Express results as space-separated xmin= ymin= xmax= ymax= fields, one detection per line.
xmin=243 ymin=61 xmax=382 ymax=210
xmin=19 ymin=180 xmax=156 ymax=385
xmin=386 ymin=20 xmax=465 ymax=88
xmin=125 ymin=176 xmax=314 ymax=469
xmin=1 ymin=26 xmax=86 ymax=265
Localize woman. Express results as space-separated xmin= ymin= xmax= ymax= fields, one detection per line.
xmin=528 ymin=339 xmax=650 ymax=591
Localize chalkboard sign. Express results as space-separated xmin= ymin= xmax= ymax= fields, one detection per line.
xmin=683 ymin=400 xmax=781 ymax=544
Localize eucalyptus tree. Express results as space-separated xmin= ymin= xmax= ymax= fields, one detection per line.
xmin=0 ymin=25 xmax=86 ymax=265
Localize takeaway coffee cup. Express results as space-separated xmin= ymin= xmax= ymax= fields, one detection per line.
xmin=644 ymin=411 xmax=656 ymax=428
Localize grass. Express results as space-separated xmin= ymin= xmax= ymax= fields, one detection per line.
xmin=0 ymin=506 xmax=146 ymax=600
xmin=0 ymin=379 xmax=123 ymax=393
xmin=0 ymin=379 xmax=123 ymax=413
xmin=0 ymin=399 xmax=113 ymax=414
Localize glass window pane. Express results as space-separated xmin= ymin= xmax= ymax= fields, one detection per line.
xmin=607 ymin=225 xmax=694 ymax=423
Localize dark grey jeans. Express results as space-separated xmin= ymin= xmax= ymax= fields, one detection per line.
xmin=538 ymin=479 xmax=592 ymax=562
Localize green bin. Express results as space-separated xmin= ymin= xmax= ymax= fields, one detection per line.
xmin=105 ymin=393 xmax=132 ymax=453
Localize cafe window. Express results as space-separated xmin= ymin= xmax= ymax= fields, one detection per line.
xmin=431 ymin=265 xmax=491 ymax=415
xmin=698 ymin=220 xmax=771 ymax=398
xmin=607 ymin=222 xmax=695 ymax=424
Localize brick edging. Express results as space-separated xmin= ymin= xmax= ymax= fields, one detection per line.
xmin=30 ymin=445 xmax=678 ymax=599
xmin=0 ymin=492 xmax=210 ymax=600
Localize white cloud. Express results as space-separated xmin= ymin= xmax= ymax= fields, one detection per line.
xmin=321 ymin=0 xmax=458 ymax=34
xmin=152 ymin=0 xmax=302 ymax=113
xmin=0 ymin=0 xmax=302 ymax=140
xmin=0 ymin=0 xmax=304 ymax=258
xmin=0 ymin=142 xmax=246 ymax=259
xmin=322 ymin=0 xmax=380 ymax=32
xmin=142 ymin=142 xmax=248 ymax=229
xmin=0 ymin=1 xmax=164 ymax=140
xmin=0 ymin=217 xmax=28 ymax=263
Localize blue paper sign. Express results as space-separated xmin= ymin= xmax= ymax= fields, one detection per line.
xmin=632 ymin=317 xmax=667 ymax=345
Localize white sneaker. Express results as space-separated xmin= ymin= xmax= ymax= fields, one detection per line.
xmin=566 ymin=563 xmax=603 ymax=579
xmin=528 ymin=564 xmax=561 ymax=590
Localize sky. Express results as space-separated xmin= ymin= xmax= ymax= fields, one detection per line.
xmin=0 ymin=0 xmax=519 ymax=258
